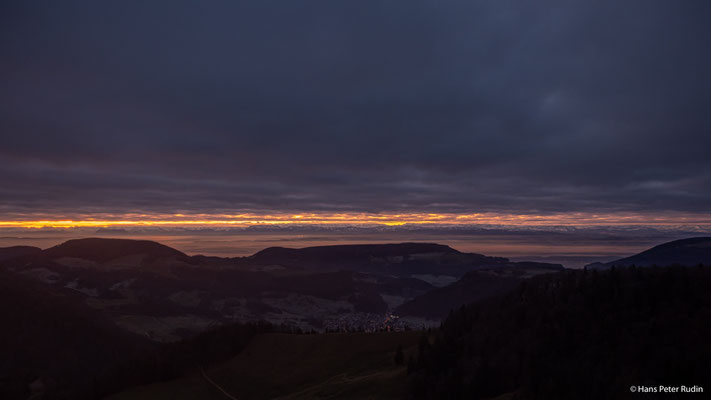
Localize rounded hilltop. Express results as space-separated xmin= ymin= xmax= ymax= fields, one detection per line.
xmin=40 ymin=238 xmax=187 ymax=263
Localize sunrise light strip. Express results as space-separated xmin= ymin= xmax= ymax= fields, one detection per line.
xmin=1 ymin=211 xmax=711 ymax=229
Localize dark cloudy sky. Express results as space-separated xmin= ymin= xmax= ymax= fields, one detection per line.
xmin=2 ymin=1 xmax=710 ymax=220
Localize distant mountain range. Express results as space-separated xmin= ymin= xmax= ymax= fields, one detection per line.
xmin=87 ymin=222 xmax=711 ymax=234
xmin=585 ymin=237 xmax=711 ymax=269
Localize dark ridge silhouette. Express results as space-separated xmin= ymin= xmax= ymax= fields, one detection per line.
xmin=587 ymin=236 xmax=711 ymax=269
xmin=252 ymin=242 xmax=459 ymax=262
xmin=0 ymin=246 xmax=41 ymax=262
xmin=249 ymin=242 xmax=514 ymax=277
xmin=39 ymin=238 xmax=187 ymax=263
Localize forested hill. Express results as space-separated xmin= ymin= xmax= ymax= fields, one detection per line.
xmin=587 ymin=236 xmax=711 ymax=269
xmin=409 ymin=265 xmax=711 ymax=399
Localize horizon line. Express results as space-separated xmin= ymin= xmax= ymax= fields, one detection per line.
xmin=2 ymin=211 xmax=711 ymax=229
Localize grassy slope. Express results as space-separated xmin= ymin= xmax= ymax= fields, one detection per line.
xmin=108 ymin=331 xmax=420 ymax=400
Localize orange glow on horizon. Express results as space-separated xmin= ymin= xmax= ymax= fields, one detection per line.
xmin=1 ymin=211 xmax=711 ymax=229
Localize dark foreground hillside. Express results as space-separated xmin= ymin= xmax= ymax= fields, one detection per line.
xmin=409 ymin=265 xmax=711 ymax=399
xmin=0 ymin=269 xmax=273 ymax=400
xmin=109 ymin=331 xmax=420 ymax=400
xmin=0 ymin=269 xmax=153 ymax=400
